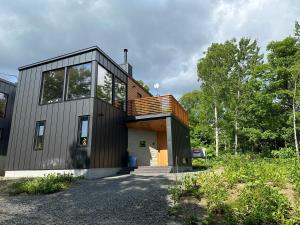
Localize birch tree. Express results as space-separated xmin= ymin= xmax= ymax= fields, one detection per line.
xmin=197 ymin=41 xmax=236 ymax=156
xmin=231 ymin=38 xmax=262 ymax=154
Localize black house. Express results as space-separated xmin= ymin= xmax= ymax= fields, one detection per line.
xmin=0 ymin=78 xmax=16 ymax=172
xmin=5 ymin=47 xmax=191 ymax=178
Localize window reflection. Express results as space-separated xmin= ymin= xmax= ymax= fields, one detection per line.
xmin=0 ymin=93 xmax=7 ymax=118
xmin=40 ymin=69 xmax=64 ymax=104
xmin=97 ymin=65 xmax=112 ymax=104
xmin=114 ymin=78 xmax=126 ymax=111
xmin=67 ymin=63 xmax=92 ymax=100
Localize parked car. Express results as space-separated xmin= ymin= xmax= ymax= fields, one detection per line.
xmin=192 ymin=148 xmax=206 ymax=158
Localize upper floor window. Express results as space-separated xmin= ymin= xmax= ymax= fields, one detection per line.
xmin=0 ymin=92 xmax=8 ymax=118
xmin=67 ymin=63 xmax=92 ymax=100
xmin=97 ymin=64 xmax=112 ymax=104
xmin=34 ymin=121 xmax=46 ymax=150
xmin=137 ymin=93 xmax=142 ymax=98
xmin=40 ymin=68 xmax=65 ymax=104
xmin=114 ymin=78 xmax=126 ymax=111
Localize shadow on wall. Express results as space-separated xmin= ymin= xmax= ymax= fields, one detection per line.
xmin=68 ymin=141 xmax=90 ymax=169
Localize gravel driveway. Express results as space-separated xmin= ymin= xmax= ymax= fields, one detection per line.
xmin=0 ymin=174 xmax=181 ymax=225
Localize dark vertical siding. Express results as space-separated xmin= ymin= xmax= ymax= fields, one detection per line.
xmin=6 ymin=50 xmax=96 ymax=170
xmin=0 ymin=79 xmax=16 ymax=157
xmin=89 ymin=50 xmax=128 ymax=168
xmin=169 ymin=117 xmax=192 ymax=167
xmin=91 ymin=99 xmax=127 ymax=168
xmin=6 ymin=47 xmax=128 ymax=171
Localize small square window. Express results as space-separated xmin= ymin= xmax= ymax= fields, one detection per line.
xmin=139 ymin=140 xmax=146 ymax=147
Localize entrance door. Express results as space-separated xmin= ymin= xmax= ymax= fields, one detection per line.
xmin=157 ymin=132 xmax=168 ymax=166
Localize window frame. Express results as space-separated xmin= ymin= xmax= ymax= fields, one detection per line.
xmin=39 ymin=67 xmax=65 ymax=105
xmin=0 ymin=92 xmax=8 ymax=119
xmin=66 ymin=62 xmax=92 ymax=101
xmin=113 ymin=77 xmax=127 ymax=112
xmin=96 ymin=64 xmax=113 ymax=104
xmin=34 ymin=120 xmax=46 ymax=150
xmin=77 ymin=115 xmax=90 ymax=147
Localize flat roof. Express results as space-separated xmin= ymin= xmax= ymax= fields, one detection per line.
xmin=18 ymin=46 xmax=126 ymax=74
xmin=0 ymin=77 xmax=17 ymax=86
xmin=18 ymin=45 xmax=152 ymax=96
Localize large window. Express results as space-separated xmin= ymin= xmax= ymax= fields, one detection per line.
xmin=0 ymin=93 xmax=7 ymax=118
xmin=34 ymin=121 xmax=46 ymax=150
xmin=67 ymin=63 xmax=92 ymax=100
xmin=97 ymin=65 xmax=112 ymax=104
xmin=40 ymin=68 xmax=65 ymax=104
xmin=78 ymin=116 xmax=89 ymax=147
xmin=114 ymin=78 xmax=126 ymax=111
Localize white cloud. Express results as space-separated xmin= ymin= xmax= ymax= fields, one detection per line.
xmin=0 ymin=0 xmax=299 ymax=96
xmin=212 ymin=0 xmax=300 ymax=51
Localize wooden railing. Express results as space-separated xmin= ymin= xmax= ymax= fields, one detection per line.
xmin=127 ymin=95 xmax=188 ymax=125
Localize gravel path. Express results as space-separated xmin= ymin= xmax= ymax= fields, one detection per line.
xmin=0 ymin=174 xmax=181 ymax=225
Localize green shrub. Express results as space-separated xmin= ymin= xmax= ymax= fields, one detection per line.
xmin=271 ymin=147 xmax=296 ymax=159
xmin=169 ymin=154 xmax=300 ymax=224
xmin=184 ymin=215 xmax=201 ymax=225
xmin=168 ymin=184 xmax=183 ymax=205
xmin=11 ymin=173 xmax=76 ymax=195
xmin=181 ymin=175 xmax=201 ymax=198
xmin=197 ymin=172 xmax=228 ymax=210
xmin=235 ymin=181 xmax=290 ymax=225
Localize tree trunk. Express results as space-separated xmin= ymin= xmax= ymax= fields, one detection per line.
xmin=214 ymin=103 xmax=219 ymax=157
xmin=293 ymin=80 xmax=299 ymax=160
xmin=234 ymin=85 xmax=240 ymax=155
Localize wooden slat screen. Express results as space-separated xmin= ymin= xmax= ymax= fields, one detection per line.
xmin=127 ymin=95 xmax=188 ymax=125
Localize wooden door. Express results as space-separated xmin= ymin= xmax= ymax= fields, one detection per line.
xmin=157 ymin=132 xmax=168 ymax=166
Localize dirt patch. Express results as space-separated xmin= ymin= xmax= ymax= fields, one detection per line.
xmin=0 ymin=178 xmax=23 ymax=196
xmin=280 ymin=182 xmax=297 ymax=208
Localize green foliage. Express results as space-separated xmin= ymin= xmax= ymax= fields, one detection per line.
xmin=235 ymin=181 xmax=290 ymax=225
xmin=137 ymin=80 xmax=150 ymax=92
xmin=272 ymin=147 xmax=296 ymax=159
xmin=169 ymin=154 xmax=300 ymax=224
xmin=168 ymin=184 xmax=183 ymax=205
xmin=11 ymin=173 xmax=76 ymax=195
xmin=183 ymin=22 xmax=300 ymax=155
xmin=184 ymin=215 xmax=202 ymax=225
xmin=197 ymin=172 xmax=228 ymax=210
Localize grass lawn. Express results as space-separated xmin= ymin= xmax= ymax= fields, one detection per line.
xmin=169 ymin=154 xmax=300 ymax=225
xmin=0 ymin=173 xmax=77 ymax=196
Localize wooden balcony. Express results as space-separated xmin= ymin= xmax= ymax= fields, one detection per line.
xmin=127 ymin=95 xmax=188 ymax=126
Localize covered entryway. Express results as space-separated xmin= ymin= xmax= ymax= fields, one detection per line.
xmin=127 ymin=119 xmax=168 ymax=166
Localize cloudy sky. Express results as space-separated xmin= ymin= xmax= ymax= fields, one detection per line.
xmin=0 ymin=0 xmax=299 ymax=98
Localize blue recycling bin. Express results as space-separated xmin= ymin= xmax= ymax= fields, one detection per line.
xmin=128 ymin=155 xmax=137 ymax=168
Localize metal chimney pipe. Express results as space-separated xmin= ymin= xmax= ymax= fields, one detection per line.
xmin=124 ymin=49 xmax=128 ymax=64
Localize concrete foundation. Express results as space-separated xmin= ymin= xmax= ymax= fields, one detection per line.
xmin=5 ymin=168 xmax=121 ymax=179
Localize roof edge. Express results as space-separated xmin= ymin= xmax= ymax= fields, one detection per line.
xmin=0 ymin=77 xmax=17 ymax=86
xmin=18 ymin=46 xmax=130 ymax=77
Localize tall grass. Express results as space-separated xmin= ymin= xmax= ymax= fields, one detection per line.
xmin=170 ymin=153 xmax=300 ymax=224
